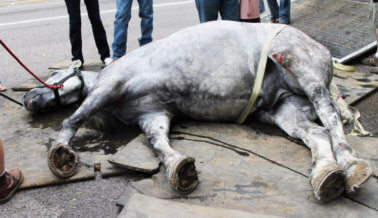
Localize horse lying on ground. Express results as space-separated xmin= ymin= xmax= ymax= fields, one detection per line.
xmin=23 ymin=21 xmax=373 ymax=202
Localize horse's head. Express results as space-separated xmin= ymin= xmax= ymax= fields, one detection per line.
xmin=23 ymin=68 xmax=85 ymax=112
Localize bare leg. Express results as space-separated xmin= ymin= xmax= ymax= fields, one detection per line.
xmin=0 ymin=139 xmax=5 ymax=173
xmin=138 ymin=111 xmax=198 ymax=194
xmin=270 ymin=28 xmax=373 ymax=194
xmin=259 ymin=96 xmax=344 ymax=202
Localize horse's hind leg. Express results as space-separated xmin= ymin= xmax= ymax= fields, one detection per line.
xmin=138 ymin=111 xmax=199 ymax=194
xmin=259 ymin=95 xmax=344 ymax=202
xmin=270 ymin=28 xmax=373 ymax=194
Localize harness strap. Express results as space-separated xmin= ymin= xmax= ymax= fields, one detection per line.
xmin=53 ymin=87 xmax=61 ymax=106
xmin=52 ymin=69 xmax=85 ymax=107
xmin=236 ymin=25 xmax=287 ymax=124
xmin=76 ymin=69 xmax=85 ymax=100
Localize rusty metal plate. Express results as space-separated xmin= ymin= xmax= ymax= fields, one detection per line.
xmin=116 ymin=121 xmax=377 ymax=216
xmin=11 ymin=75 xmax=49 ymax=91
xmin=107 ymin=135 xmax=160 ymax=174
xmin=49 ymin=59 xmax=104 ymax=72
xmin=119 ymin=192 xmax=275 ymax=218
xmin=333 ymin=68 xmax=378 ymax=105
xmin=0 ymin=93 xmax=95 ymax=189
xmin=0 ymin=92 xmax=138 ymax=188
xmin=11 ymin=61 xmax=102 ymax=92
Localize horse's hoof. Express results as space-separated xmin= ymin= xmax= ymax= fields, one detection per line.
xmin=166 ymin=155 xmax=199 ymax=195
xmin=311 ymin=165 xmax=344 ymax=202
xmin=344 ymin=160 xmax=373 ymax=194
xmin=48 ymin=143 xmax=79 ymax=178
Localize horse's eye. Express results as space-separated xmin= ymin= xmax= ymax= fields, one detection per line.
xmin=50 ymin=71 xmax=59 ymax=77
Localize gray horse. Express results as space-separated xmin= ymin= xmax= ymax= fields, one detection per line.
xmin=23 ymin=21 xmax=373 ymax=202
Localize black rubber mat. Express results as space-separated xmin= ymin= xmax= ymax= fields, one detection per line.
xmin=290 ymin=0 xmax=374 ymax=60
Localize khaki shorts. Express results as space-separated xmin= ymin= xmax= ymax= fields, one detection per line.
xmin=370 ymin=1 xmax=378 ymax=28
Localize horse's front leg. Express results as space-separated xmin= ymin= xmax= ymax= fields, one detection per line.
xmin=48 ymin=86 xmax=116 ymax=178
xmin=138 ymin=111 xmax=199 ymax=194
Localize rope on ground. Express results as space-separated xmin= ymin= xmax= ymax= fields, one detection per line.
xmin=329 ymin=79 xmax=372 ymax=137
xmin=0 ymin=93 xmax=23 ymax=107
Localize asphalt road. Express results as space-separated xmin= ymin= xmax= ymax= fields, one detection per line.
xmin=0 ymin=0 xmax=376 ymax=217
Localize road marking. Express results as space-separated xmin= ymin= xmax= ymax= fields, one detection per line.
xmin=0 ymin=0 xmax=44 ymax=7
xmin=0 ymin=0 xmax=193 ymax=27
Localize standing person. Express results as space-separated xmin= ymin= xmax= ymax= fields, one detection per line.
xmin=110 ymin=0 xmax=153 ymax=62
xmin=267 ymin=0 xmax=290 ymax=24
xmin=0 ymin=138 xmax=23 ymax=203
xmin=362 ymin=0 xmax=378 ymax=74
xmin=64 ymin=0 xmax=111 ymax=68
xmin=195 ymin=0 xmax=240 ymax=23
xmin=240 ymin=0 xmax=261 ymax=23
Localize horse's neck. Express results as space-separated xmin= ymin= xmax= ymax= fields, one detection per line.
xmin=81 ymin=71 xmax=99 ymax=96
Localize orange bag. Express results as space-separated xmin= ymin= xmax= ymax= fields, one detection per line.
xmin=240 ymin=0 xmax=260 ymax=19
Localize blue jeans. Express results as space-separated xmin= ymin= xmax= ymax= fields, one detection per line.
xmin=195 ymin=0 xmax=239 ymax=23
xmin=267 ymin=0 xmax=290 ymax=23
xmin=112 ymin=0 xmax=153 ymax=59
xmin=259 ymin=0 xmax=265 ymax=14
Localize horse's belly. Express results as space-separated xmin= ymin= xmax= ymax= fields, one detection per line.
xmin=176 ymin=98 xmax=247 ymax=122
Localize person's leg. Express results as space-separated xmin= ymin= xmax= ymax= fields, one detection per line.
xmin=220 ymin=0 xmax=240 ymax=21
xmin=112 ymin=0 xmax=133 ymax=59
xmin=278 ymin=0 xmax=290 ymax=24
xmin=266 ymin=0 xmax=279 ymax=22
xmin=0 ymin=138 xmax=23 ymax=204
xmin=364 ymin=2 xmax=378 ymax=72
xmin=84 ymin=0 xmax=110 ymax=61
xmin=195 ymin=0 xmax=220 ymax=23
xmin=0 ymin=139 xmax=4 ymax=174
xmin=259 ymin=0 xmax=265 ymax=14
xmin=64 ymin=0 xmax=84 ymax=63
xmin=137 ymin=0 xmax=153 ymax=46
xmin=367 ymin=28 xmax=378 ymax=73
xmin=376 ymin=28 xmax=378 ymax=54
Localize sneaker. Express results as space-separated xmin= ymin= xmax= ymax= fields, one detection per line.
xmin=269 ymin=19 xmax=277 ymax=23
xmin=69 ymin=60 xmax=83 ymax=70
xmin=362 ymin=55 xmax=378 ymax=67
xmin=0 ymin=169 xmax=23 ymax=203
xmin=103 ymin=57 xmax=115 ymax=66
xmin=0 ymin=81 xmax=6 ymax=92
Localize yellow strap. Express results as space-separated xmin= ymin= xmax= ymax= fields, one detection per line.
xmin=236 ymin=25 xmax=286 ymax=124
xmin=333 ymin=61 xmax=356 ymax=72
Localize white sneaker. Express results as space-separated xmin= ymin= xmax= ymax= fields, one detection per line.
xmin=69 ymin=60 xmax=82 ymax=70
xmin=104 ymin=57 xmax=114 ymax=66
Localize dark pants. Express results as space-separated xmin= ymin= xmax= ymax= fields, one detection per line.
xmin=64 ymin=0 xmax=110 ymax=63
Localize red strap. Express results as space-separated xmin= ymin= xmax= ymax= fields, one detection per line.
xmin=0 ymin=39 xmax=62 ymax=90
